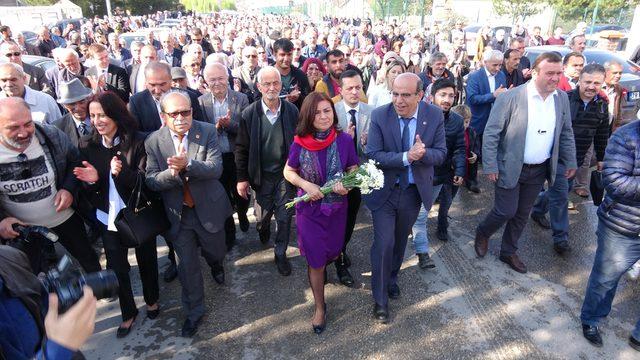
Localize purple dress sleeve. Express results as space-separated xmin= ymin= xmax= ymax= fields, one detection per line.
xmin=288 ymin=142 xmax=302 ymax=169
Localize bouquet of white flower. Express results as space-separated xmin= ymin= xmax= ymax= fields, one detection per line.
xmin=285 ymin=160 xmax=385 ymax=209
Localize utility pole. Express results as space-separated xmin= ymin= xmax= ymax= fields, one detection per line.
xmin=589 ymin=0 xmax=600 ymax=35
xmin=105 ymin=0 xmax=113 ymax=18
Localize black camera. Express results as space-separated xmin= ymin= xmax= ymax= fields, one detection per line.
xmin=5 ymin=224 xmax=60 ymax=274
xmin=41 ymin=255 xmax=119 ymax=313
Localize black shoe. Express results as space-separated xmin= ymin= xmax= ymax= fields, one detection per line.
xmin=388 ymin=283 xmax=400 ymax=299
xmin=582 ymin=324 xmax=603 ymax=347
xmin=436 ymin=227 xmax=449 ymax=242
xmin=335 ymin=265 xmax=354 ymax=287
xmin=163 ymin=263 xmax=178 ymax=283
xmin=181 ymin=318 xmax=201 ymax=338
xmin=553 ymin=241 xmax=571 ymax=255
xmin=340 ymin=252 xmax=352 ymax=268
xmin=312 ymin=304 xmax=327 ymax=334
xmin=146 ymin=305 xmax=160 ymax=320
xmin=238 ymin=213 xmax=249 ymax=232
xmin=373 ymin=303 xmax=389 ymax=324
xmin=259 ymin=230 xmax=270 ymax=244
xmin=630 ymin=336 xmax=640 ymax=352
xmin=211 ymin=264 xmax=225 ymax=284
xmin=467 ymin=184 xmax=480 ymax=193
xmin=531 ymin=214 xmax=551 ymax=229
xmin=116 ymin=315 xmax=136 ymax=338
xmin=275 ymin=255 xmax=292 ymax=276
xmin=499 ymin=254 xmax=527 ymax=273
xmin=417 ymin=253 xmax=435 ymax=269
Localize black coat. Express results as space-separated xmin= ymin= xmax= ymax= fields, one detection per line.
xmin=235 ymin=100 xmax=298 ymax=188
xmin=85 ymin=64 xmax=131 ymax=103
xmin=128 ymin=89 xmax=204 ymax=136
xmin=78 ymin=133 xmax=146 ymax=213
xmin=434 ymin=111 xmax=466 ymax=185
xmin=568 ymin=88 xmax=610 ymax=165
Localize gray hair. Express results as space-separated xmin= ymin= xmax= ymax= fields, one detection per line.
xmin=159 ymin=89 xmax=191 ymax=113
xmin=256 ymin=66 xmax=281 ymax=84
xmin=0 ymin=62 xmax=25 ymax=76
xmin=144 ymin=61 xmax=171 ymax=78
xmin=483 ymin=49 xmax=503 ymax=63
xmin=57 ymin=47 xmax=79 ymax=59
xmin=430 ymin=52 xmax=448 ymax=64
xmin=203 ymin=62 xmax=228 ymax=78
xmin=130 ymin=41 xmax=144 ymax=50
xmin=603 ymin=60 xmax=623 ymax=71
xmin=206 ymin=52 xmax=228 ymax=67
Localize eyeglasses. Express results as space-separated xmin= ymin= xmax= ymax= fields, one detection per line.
xmin=392 ymin=92 xmax=419 ymax=99
xmin=17 ymin=153 xmax=31 ymax=179
xmin=187 ymin=63 xmax=199 ymax=68
xmin=258 ymin=51 xmax=265 ymax=54
xmin=5 ymin=52 xmax=21 ymax=57
xmin=164 ymin=109 xmax=192 ymax=118
xmin=245 ymin=54 xmax=257 ymax=58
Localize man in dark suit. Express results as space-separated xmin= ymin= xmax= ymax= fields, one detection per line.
xmin=159 ymin=32 xmax=184 ymax=68
xmin=0 ymin=42 xmax=52 ymax=96
xmin=199 ymin=63 xmax=250 ymax=258
xmin=122 ymin=41 xmax=143 ymax=71
xmin=46 ymin=48 xmax=88 ymax=99
xmin=365 ymin=73 xmax=446 ymax=323
xmin=465 ymin=49 xmax=507 ymax=148
xmin=85 ymin=44 xmax=130 ymax=103
xmin=144 ymin=31 xmax=161 ymax=51
xmin=129 ymin=45 xmax=158 ymax=94
xmin=51 ymin=78 xmax=93 ymax=147
xmin=235 ymin=66 xmax=299 ymax=276
xmin=128 ymin=61 xmax=204 ymax=135
xmin=145 ymin=91 xmax=231 ymax=338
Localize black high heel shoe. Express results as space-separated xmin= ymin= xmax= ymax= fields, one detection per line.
xmin=312 ymin=304 xmax=327 ymax=334
xmin=116 ymin=314 xmax=137 ymax=338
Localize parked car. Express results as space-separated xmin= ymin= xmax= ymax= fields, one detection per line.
xmin=464 ymin=24 xmax=512 ymax=58
xmin=525 ymin=45 xmax=640 ymax=123
xmin=22 ymin=54 xmax=57 ymax=72
xmin=119 ymin=28 xmax=167 ymax=49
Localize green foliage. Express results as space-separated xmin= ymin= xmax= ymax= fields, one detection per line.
xmin=20 ymin=0 xmax=55 ymax=5
xmin=180 ymin=0 xmax=236 ymax=12
xmin=548 ymin=0 xmax=640 ymax=25
xmin=371 ymin=0 xmax=432 ymax=20
xmin=492 ymin=0 xmax=544 ymax=22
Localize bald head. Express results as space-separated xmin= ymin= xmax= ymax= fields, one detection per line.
xmin=0 ymin=97 xmax=34 ymax=152
xmin=392 ymin=73 xmax=423 ymax=117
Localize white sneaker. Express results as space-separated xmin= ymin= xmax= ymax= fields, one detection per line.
xmin=626 ymin=261 xmax=640 ymax=281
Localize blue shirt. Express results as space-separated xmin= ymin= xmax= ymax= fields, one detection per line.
xmin=399 ymin=107 xmax=419 ymax=184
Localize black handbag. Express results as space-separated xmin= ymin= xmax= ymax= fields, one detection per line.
xmin=590 ymin=170 xmax=605 ymax=207
xmin=115 ymin=174 xmax=170 ymax=248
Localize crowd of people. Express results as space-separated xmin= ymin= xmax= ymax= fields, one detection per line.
xmin=0 ymin=9 xmax=639 ymax=358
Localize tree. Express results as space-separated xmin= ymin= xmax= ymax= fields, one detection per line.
xmin=492 ymin=0 xmax=544 ymax=23
xmin=548 ymin=0 xmax=640 ymax=24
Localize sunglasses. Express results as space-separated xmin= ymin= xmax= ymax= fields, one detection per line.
xmin=17 ymin=153 xmax=31 ymax=179
xmin=164 ymin=109 xmax=192 ymax=118
xmin=5 ymin=52 xmax=21 ymax=57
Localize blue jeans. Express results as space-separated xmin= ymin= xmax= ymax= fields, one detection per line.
xmin=412 ymin=184 xmax=443 ymax=254
xmin=531 ymin=165 xmax=572 ymax=244
xmin=580 ymin=220 xmax=640 ymax=340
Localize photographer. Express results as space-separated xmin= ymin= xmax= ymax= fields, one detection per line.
xmin=0 ymin=245 xmax=96 ymax=360
xmin=0 ymin=97 xmax=100 ymax=273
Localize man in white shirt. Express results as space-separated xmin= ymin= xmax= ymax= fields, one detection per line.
xmin=475 ymin=52 xmax=577 ymax=274
xmin=0 ymin=63 xmax=61 ymax=124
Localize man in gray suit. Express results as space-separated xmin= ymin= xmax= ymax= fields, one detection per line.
xmin=365 ymin=73 xmax=447 ymax=323
xmin=145 ymin=91 xmax=232 ymax=337
xmin=198 ymin=63 xmax=250 ymax=284
xmin=333 ymin=69 xmax=372 ymax=287
xmin=475 ymin=52 xmax=577 ymax=274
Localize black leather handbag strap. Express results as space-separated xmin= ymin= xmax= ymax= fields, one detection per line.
xmin=126 ymin=173 xmax=149 ymax=211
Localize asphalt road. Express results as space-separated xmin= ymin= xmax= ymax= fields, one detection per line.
xmin=82 ymin=177 xmax=640 ymax=359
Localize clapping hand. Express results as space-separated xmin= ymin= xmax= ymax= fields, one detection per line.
xmin=73 ymin=161 xmax=99 ymax=183
xmin=110 ymin=156 xmax=122 ymax=176
xmin=168 ymin=143 xmax=188 ymax=176
xmin=346 ymin=122 xmax=356 ymax=139
xmin=217 ymin=109 xmax=231 ymax=130
xmin=408 ymin=135 xmax=426 ymax=162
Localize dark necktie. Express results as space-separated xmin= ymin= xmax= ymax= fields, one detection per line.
xmin=399 ymin=117 xmax=412 ymax=188
xmin=176 ymin=134 xmax=195 ymax=208
xmin=78 ymin=122 xmax=89 ymax=136
xmin=349 ymin=109 xmax=357 ymax=148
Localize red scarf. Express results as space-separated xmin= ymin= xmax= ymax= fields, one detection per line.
xmin=293 ymin=128 xmax=337 ymax=151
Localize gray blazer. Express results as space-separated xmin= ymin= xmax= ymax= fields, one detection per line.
xmin=335 ymin=100 xmax=372 ymax=159
xmin=144 ymin=120 xmax=232 ymax=239
xmin=198 ymin=89 xmax=249 ymax=153
xmin=51 ymin=113 xmax=93 ymax=148
xmin=482 ymin=84 xmax=577 ymax=189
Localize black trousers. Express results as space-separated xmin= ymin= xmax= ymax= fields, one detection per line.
xmin=254 ymin=172 xmax=295 ymax=257
xmin=220 ymin=152 xmax=250 ymax=247
xmin=477 ymin=163 xmax=548 ymax=256
xmin=102 ymin=225 xmax=159 ymax=321
xmin=338 ymin=187 xmax=361 ymax=268
xmin=51 ymin=213 xmax=101 ymax=273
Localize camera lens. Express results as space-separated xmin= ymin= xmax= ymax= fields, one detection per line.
xmin=81 ymin=270 xmax=119 ymax=301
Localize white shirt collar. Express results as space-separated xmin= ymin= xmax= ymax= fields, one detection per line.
xmin=344 ymin=102 xmax=360 ymax=113
xmin=527 ymin=80 xmax=557 ymax=100
xmin=398 ymin=106 xmax=419 ymax=120
xmin=484 ymin=67 xmax=495 ymax=78
xmin=261 ymin=99 xmax=281 ymax=116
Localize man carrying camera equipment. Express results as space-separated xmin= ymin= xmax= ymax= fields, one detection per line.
xmin=0 ymin=97 xmax=100 ymax=273
xmin=0 ymin=245 xmax=97 ymax=360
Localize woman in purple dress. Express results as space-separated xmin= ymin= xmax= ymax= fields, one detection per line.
xmin=283 ymin=92 xmax=359 ymax=334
